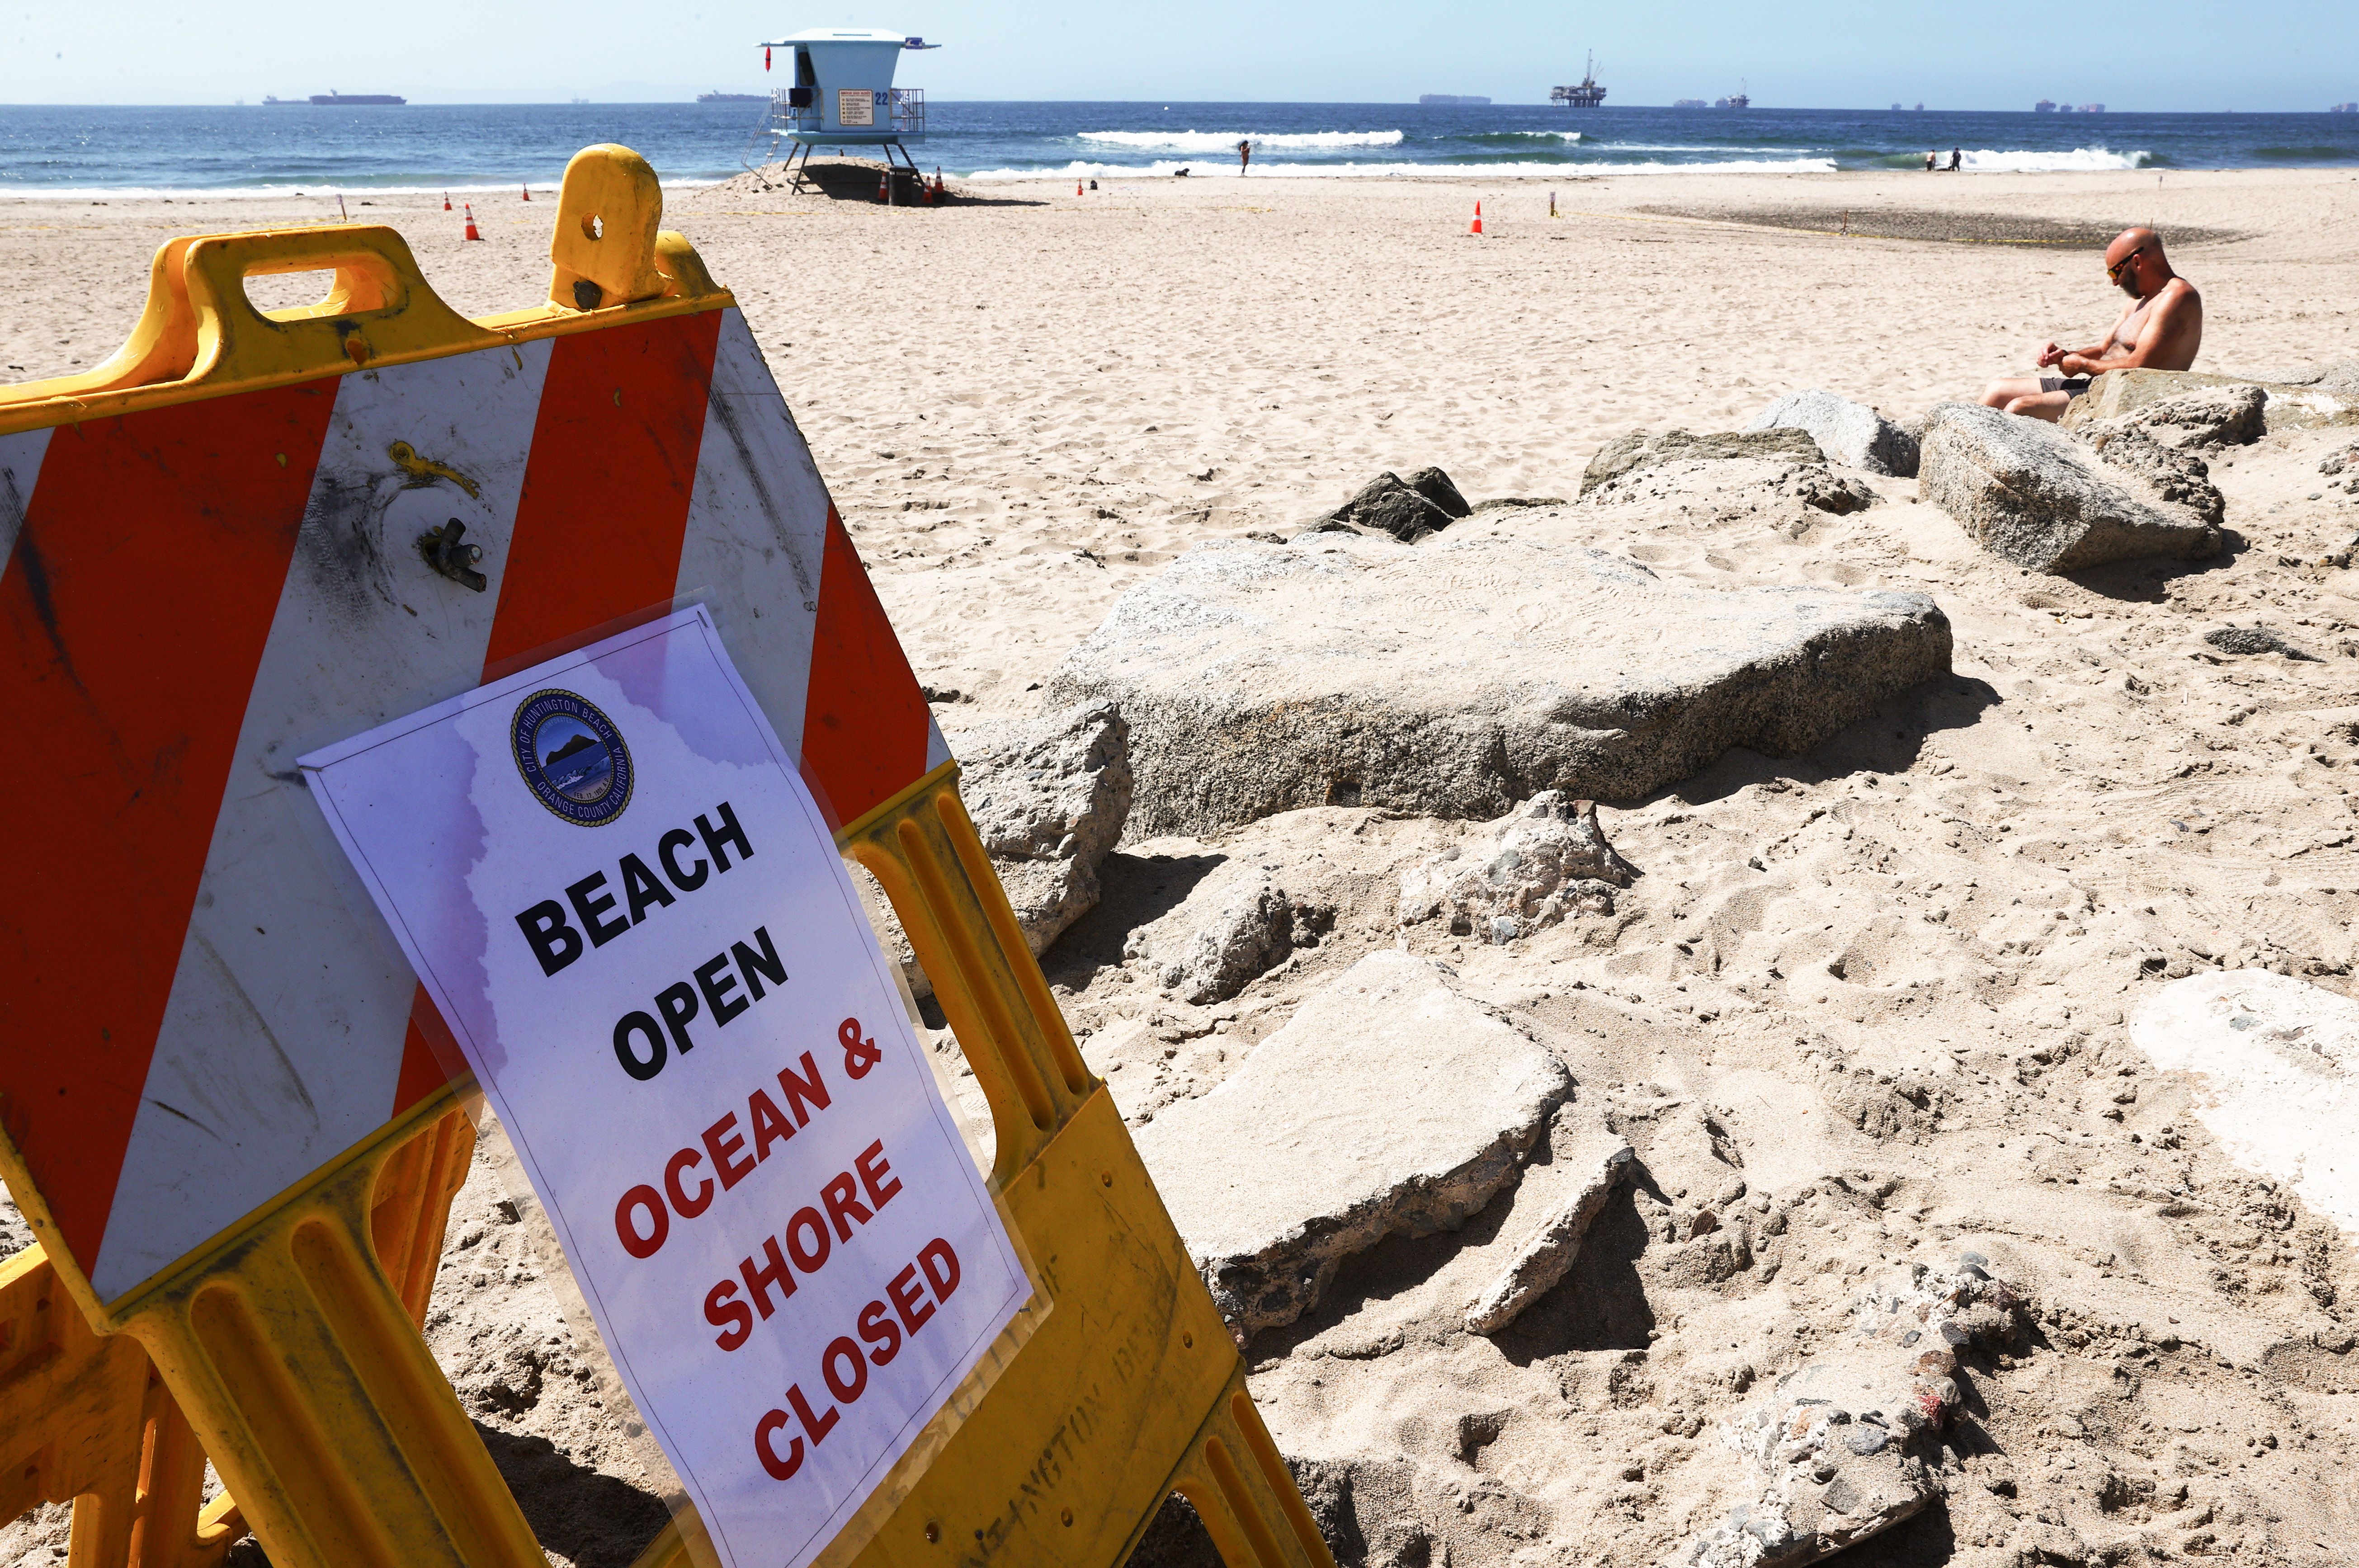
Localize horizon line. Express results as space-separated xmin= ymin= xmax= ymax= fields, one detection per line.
xmin=0 ymin=98 xmax=2353 ymax=114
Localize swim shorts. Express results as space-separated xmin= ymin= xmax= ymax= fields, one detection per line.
xmin=2039 ymin=377 xmax=2091 ymax=397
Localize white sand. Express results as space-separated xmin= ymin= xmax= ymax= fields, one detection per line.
xmin=7 ymin=165 xmax=2359 ymax=1566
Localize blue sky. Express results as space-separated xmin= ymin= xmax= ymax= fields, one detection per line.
xmin=5 ymin=0 xmax=2352 ymax=109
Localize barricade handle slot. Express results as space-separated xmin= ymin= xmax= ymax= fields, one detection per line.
xmin=179 ymin=226 xmax=505 ymax=386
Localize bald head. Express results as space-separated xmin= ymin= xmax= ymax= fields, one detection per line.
xmin=2106 ymin=227 xmax=2171 ymax=296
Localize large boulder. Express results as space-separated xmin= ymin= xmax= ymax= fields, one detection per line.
xmin=947 ymin=702 xmax=1132 ymax=961
xmin=2060 ymin=367 xmax=2359 ymax=433
xmin=2076 ymin=422 xmax=2225 ymax=527
xmin=1743 ymin=389 xmax=1920 ymax=477
xmin=2079 ymin=383 xmax=2265 ymax=449
xmin=1133 ymin=951 xmax=1573 ymax=1335
xmin=1041 ymin=538 xmax=1953 ymax=838
xmin=1918 ymin=401 xmax=2220 ymax=572
xmin=1581 ymin=429 xmax=1826 ymax=495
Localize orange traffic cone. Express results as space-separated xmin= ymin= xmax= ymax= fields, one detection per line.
xmin=878 ymin=169 xmax=890 ymax=202
xmin=443 ymin=191 xmax=452 ymax=211
xmin=463 ymin=203 xmax=481 ymax=241
xmin=1469 ymin=201 xmax=1484 ymax=236
xmin=1076 ymin=179 xmax=1084 ymax=196
xmin=522 ymin=183 xmax=531 ymax=202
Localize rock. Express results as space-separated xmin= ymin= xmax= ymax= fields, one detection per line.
xmin=1134 ymin=951 xmax=1573 ymax=1335
xmin=2061 ymin=367 xmax=2359 ymax=433
xmin=1670 ymin=1262 xmax=2030 ymax=1568
xmin=1303 ymin=468 xmax=1468 ymax=544
xmin=2203 ymin=625 xmax=2317 ymax=660
xmin=1469 ymin=495 xmax=1570 ymax=514
xmin=1744 ymin=389 xmax=1921 ymax=477
xmin=1465 ymin=1126 xmax=1634 ymax=1334
xmin=2091 ymin=384 xmax=2266 ymax=449
xmin=1043 ymin=539 xmax=1953 ymax=837
xmin=1918 ymin=401 xmax=2220 ymax=572
xmin=1401 ymin=791 xmax=1637 ymax=944
xmin=2076 ymin=422 xmax=2225 ymax=526
xmin=921 ymin=704 xmax=1131 ymax=992
xmin=1402 ymin=466 xmax=1472 ymax=519
xmin=2251 ymin=358 xmax=2359 ymax=392
xmin=1124 ymin=864 xmax=1315 ymax=1004
xmin=1792 ymin=472 xmax=1876 ymax=515
xmin=1582 ymin=429 xmax=1826 ymax=495
xmin=2131 ymin=971 xmax=2359 ymax=1238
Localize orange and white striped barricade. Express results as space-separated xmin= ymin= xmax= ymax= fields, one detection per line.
xmin=0 ymin=143 xmax=1334 ymax=1568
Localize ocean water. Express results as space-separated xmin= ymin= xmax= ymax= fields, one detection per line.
xmin=4 ymin=101 xmax=2355 ymax=196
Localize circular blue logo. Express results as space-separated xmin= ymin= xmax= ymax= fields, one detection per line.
xmin=512 ymin=689 xmax=633 ymax=827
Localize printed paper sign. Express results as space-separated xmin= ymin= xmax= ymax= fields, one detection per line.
xmin=301 ymin=606 xmax=1025 ymax=1568
xmin=837 ymin=89 xmax=875 ymax=127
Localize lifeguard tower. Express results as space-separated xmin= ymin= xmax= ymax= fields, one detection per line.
xmin=752 ymin=28 xmax=935 ymax=190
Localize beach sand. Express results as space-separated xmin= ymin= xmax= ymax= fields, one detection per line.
xmin=6 ymin=165 xmax=2359 ymax=1566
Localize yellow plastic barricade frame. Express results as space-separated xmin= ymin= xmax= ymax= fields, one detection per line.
xmin=0 ymin=145 xmax=1335 ymax=1568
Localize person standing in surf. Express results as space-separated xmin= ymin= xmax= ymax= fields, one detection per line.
xmin=1238 ymin=138 xmax=1252 ymax=175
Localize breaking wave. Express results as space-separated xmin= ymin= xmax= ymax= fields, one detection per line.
xmin=965 ymin=156 xmax=1842 ymax=180
xmin=1957 ymin=146 xmax=2157 ymax=172
xmin=1075 ymin=129 xmax=1406 ymax=152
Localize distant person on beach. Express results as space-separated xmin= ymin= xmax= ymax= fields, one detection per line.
xmin=1977 ymin=227 xmax=2202 ymax=421
xmin=1924 ymin=149 xmax=1937 ymax=171
xmin=1238 ymin=139 xmax=1252 ymax=175
xmin=1948 ymin=147 xmax=1962 ymax=171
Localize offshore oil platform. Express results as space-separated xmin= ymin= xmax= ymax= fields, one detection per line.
xmin=1551 ymin=53 xmax=1607 ymax=108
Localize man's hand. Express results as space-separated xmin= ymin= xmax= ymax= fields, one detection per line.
xmin=2035 ymin=340 xmax=2067 ymax=368
xmin=2058 ymin=353 xmax=2094 ymax=377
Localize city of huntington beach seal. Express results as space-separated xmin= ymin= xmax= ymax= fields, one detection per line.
xmin=512 ymin=690 xmax=633 ymax=826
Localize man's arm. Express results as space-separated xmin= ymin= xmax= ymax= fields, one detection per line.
xmin=2062 ymin=283 xmax=2202 ymax=377
xmin=2038 ymin=315 xmax=2126 ymax=370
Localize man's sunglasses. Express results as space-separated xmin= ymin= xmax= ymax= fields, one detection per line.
xmin=2106 ymin=248 xmax=2146 ymax=282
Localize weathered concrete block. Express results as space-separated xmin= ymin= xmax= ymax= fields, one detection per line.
xmin=948 ymin=701 xmax=1132 ymax=958
xmin=1464 ymin=1126 xmax=1633 ymax=1335
xmin=1043 ymin=539 xmax=1953 ymax=838
xmin=1400 ymin=791 xmax=1636 ymax=944
xmin=1670 ymin=1261 xmax=2029 ymax=1568
xmin=1125 ymin=865 xmax=1303 ymax=1004
xmin=1919 ymin=401 xmax=2219 ymax=572
xmin=1744 ymin=389 xmax=1920 ymax=477
xmin=1581 ymin=429 xmax=1826 ymax=495
xmin=1134 ymin=951 xmax=1573 ymax=1335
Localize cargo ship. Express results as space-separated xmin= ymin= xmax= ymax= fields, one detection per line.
xmin=1551 ymin=53 xmax=1606 ymax=108
xmin=264 ymin=92 xmax=406 ymax=105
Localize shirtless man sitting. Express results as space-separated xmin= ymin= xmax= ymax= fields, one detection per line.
xmin=1978 ymin=227 xmax=2202 ymax=421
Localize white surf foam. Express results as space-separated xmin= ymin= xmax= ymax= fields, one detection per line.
xmin=1958 ymin=146 xmax=2155 ymax=172
xmin=967 ymin=156 xmax=1839 ymax=181
xmin=1076 ymin=129 xmax=1406 ymax=152
xmin=2 ymin=179 xmax=730 ymax=201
